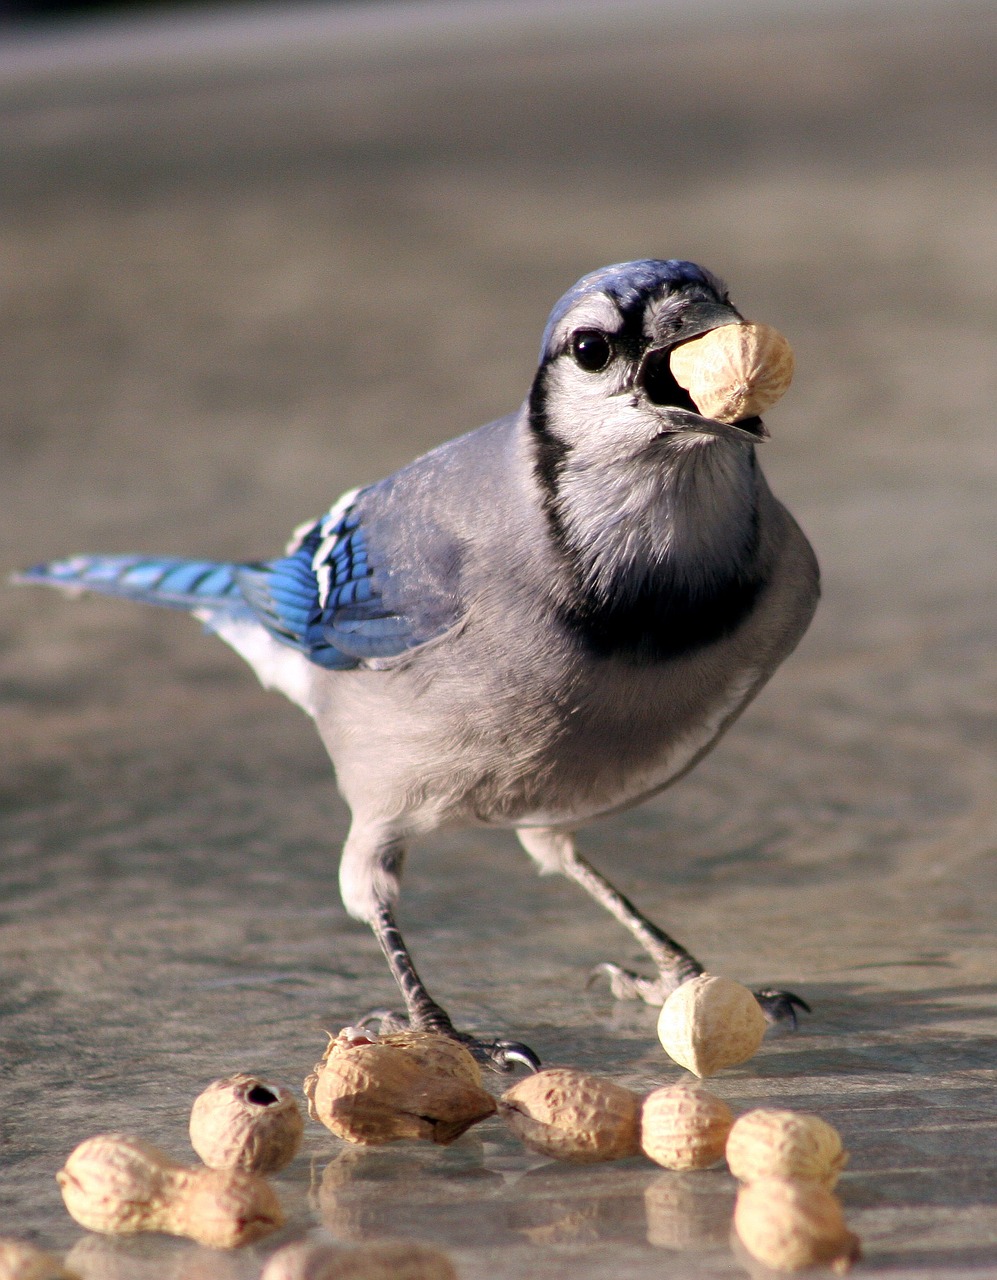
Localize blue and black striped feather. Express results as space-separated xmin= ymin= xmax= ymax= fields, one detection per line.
xmin=235 ymin=506 xmax=419 ymax=668
xmin=15 ymin=555 xmax=249 ymax=610
xmin=16 ymin=495 xmax=449 ymax=670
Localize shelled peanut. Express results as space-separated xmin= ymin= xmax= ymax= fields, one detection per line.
xmin=669 ymin=322 xmax=794 ymax=423
xmin=640 ymin=1080 xmax=734 ymax=1170
xmin=189 ymin=1073 xmax=304 ymax=1174
xmin=733 ymin=1177 xmax=861 ymax=1274
xmin=303 ymin=1029 xmax=496 ymax=1145
xmin=0 ymin=1239 xmax=78 ymax=1280
xmin=56 ymin=1134 xmax=283 ymax=1248
xmin=499 ymin=1068 xmax=642 ymax=1162
xmin=261 ymin=1240 xmax=458 ymax=1280
xmin=727 ymin=1108 xmax=848 ymax=1189
xmin=657 ymin=974 xmax=766 ymax=1077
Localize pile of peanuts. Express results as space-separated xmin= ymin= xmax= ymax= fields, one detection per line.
xmin=497 ymin=1069 xmax=858 ymax=1273
xmin=8 ymin=967 xmax=861 ymax=1280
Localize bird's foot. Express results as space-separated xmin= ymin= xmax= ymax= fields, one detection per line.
xmin=753 ymin=988 xmax=811 ymax=1028
xmin=589 ymin=966 xmax=811 ymax=1028
xmin=357 ymin=1009 xmax=540 ymax=1073
xmin=587 ymin=962 xmax=676 ymax=1006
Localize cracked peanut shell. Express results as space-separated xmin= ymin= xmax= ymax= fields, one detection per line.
xmin=499 ymin=1068 xmax=642 ymax=1162
xmin=303 ymin=1030 xmax=496 ymax=1145
xmin=669 ymin=322 xmax=794 ymax=423
xmin=189 ymin=1073 xmax=304 ymax=1174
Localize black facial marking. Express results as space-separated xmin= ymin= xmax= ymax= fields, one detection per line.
xmin=528 ymin=359 xmax=571 ymax=547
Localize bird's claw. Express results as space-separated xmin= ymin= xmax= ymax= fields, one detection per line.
xmin=356 ymin=1010 xmax=540 ymax=1072
xmin=356 ymin=1008 xmax=409 ymax=1034
xmin=589 ymin=967 xmax=812 ymax=1030
xmin=473 ymin=1038 xmax=542 ymax=1073
xmin=753 ymin=987 xmax=811 ymax=1028
xmin=587 ymin=962 xmax=674 ymax=1006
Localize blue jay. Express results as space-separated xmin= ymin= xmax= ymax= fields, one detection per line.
xmin=17 ymin=260 xmax=819 ymax=1070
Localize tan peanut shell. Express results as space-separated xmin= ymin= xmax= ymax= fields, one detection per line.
xmin=375 ymin=1030 xmax=485 ymax=1085
xmin=0 ymin=1239 xmax=78 ymax=1280
xmin=499 ymin=1067 xmax=642 ymax=1162
xmin=56 ymin=1134 xmax=284 ymax=1248
xmin=640 ymin=1080 xmax=735 ymax=1169
xmin=733 ymin=1177 xmax=861 ymax=1273
xmin=657 ymin=973 xmax=766 ymax=1077
xmin=189 ymin=1073 xmax=304 ymax=1174
xmin=669 ymin=322 xmax=794 ymax=423
xmin=727 ymin=1108 xmax=848 ymax=1189
xmin=261 ymin=1240 xmax=458 ymax=1280
xmin=303 ymin=1030 xmax=496 ymax=1145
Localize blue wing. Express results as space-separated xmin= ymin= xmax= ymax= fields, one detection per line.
xmin=17 ymin=489 xmax=463 ymax=672
xmin=236 ymin=490 xmax=459 ymax=669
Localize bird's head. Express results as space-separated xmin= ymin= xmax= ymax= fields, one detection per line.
xmin=527 ymin=261 xmax=787 ymax=606
xmin=530 ymin=259 xmax=769 ymax=467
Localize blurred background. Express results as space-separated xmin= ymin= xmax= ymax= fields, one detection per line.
xmin=2 ymin=1 xmax=996 ymax=1274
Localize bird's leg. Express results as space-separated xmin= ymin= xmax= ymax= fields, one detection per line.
xmin=365 ymin=903 xmax=540 ymax=1071
xmin=560 ymin=847 xmax=704 ymax=1005
xmin=339 ymin=824 xmax=539 ymax=1071
xmin=368 ymin=901 xmax=459 ymax=1037
xmin=516 ymin=827 xmax=807 ymax=1024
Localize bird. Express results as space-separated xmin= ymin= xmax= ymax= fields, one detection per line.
xmin=16 ymin=259 xmax=819 ymax=1072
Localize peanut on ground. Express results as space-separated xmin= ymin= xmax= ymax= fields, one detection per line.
xmin=189 ymin=1073 xmax=304 ymax=1174
xmin=657 ymin=974 xmax=766 ymax=1077
xmin=640 ymin=1080 xmax=735 ymax=1169
xmin=56 ymin=1134 xmax=284 ymax=1249
xmin=727 ymin=1108 xmax=848 ymax=1189
xmin=303 ymin=1030 xmax=496 ymax=1145
xmin=499 ymin=1068 xmax=642 ymax=1163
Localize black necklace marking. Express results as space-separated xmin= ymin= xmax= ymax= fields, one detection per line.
xmin=560 ymin=558 xmax=765 ymax=662
xmin=528 ymin=344 xmax=765 ymax=664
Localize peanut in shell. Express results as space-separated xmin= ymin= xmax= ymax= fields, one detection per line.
xmin=669 ymin=322 xmax=794 ymax=423
xmin=499 ymin=1067 xmax=641 ymax=1162
xmin=189 ymin=1073 xmax=304 ymax=1174
xmin=261 ymin=1240 xmax=458 ymax=1280
xmin=303 ymin=1030 xmax=496 ymax=1145
xmin=726 ymin=1108 xmax=848 ymax=1189
xmin=56 ymin=1133 xmax=284 ymax=1248
xmin=0 ymin=1239 xmax=78 ymax=1280
xmin=640 ymin=1080 xmax=734 ymax=1169
xmin=657 ymin=974 xmax=766 ymax=1077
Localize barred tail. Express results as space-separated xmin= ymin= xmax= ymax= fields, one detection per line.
xmin=13 ymin=554 xmax=248 ymax=611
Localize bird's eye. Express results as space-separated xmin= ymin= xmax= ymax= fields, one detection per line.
xmin=571 ymin=330 xmax=612 ymax=372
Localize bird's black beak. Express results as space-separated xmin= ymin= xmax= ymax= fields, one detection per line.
xmin=636 ymin=298 xmax=768 ymax=441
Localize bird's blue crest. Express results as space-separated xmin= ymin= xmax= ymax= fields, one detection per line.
xmin=539 ymin=259 xmax=725 ymax=360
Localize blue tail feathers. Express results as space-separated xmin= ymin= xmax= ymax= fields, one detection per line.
xmin=14 ymin=555 xmax=247 ymax=611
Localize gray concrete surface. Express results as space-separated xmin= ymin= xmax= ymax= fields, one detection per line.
xmin=1 ymin=2 xmax=995 ymax=1275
